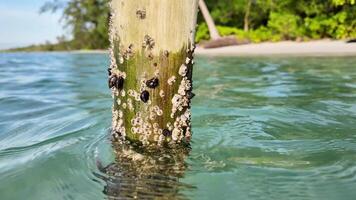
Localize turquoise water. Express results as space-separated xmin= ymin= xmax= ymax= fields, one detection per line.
xmin=0 ymin=53 xmax=356 ymax=200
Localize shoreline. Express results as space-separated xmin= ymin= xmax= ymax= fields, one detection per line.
xmin=2 ymin=40 xmax=356 ymax=56
xmin=196 ymin=40 xmax=356 ymax=56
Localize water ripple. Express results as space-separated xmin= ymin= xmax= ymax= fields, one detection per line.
xmin=0 ymin=53 xmax=356 ymax=199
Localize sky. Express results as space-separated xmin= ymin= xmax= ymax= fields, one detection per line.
xmin=0 ymin=0 xmax=65 ymax=49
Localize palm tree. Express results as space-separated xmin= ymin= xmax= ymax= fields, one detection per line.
xmin=198 ymin=0 xmax=221 ymax=40
xmin=244 ymin=0 xmax=252 ymax=32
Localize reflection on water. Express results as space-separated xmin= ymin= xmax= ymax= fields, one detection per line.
xmin=0 ymin=53 xmax=356 ymax=200
xmin=95 ymin=142 xmax=193 ymax=199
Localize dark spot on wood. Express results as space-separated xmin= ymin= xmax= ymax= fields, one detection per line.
xmin=128 ymin=44 xmax=134 ymax=49
xmin=164 ymin=50 xmax=169 ymax=57
xmin=147 ymin=53 xmax=154 ymax=60
xmin=136 ymin=9 xmax=146 ymax=19
xmin=140 ymin=90 xmax=149 ymax=103
xmin=153 ymin=63 xmax=158 ymax=67
xmin=146 ymin=77 xmax=159 ymax=88
xmin=162 ymin=129 xmax=171 ymax=137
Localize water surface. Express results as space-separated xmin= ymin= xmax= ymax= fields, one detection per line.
xmin=0 ymin=53 xmax=355 ymax=199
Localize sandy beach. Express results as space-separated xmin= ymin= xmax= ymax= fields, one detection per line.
xmin=7 ymin=40 xmax=356 ymax=56
xmin=195 ymin=40 xmax=356 ymax=56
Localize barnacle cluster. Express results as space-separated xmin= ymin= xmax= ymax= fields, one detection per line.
xmin=142 ymin=35 xmax=155 ymax=50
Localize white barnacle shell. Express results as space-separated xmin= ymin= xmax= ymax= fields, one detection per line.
xmin=121 ymin=72 xmax=127 ymax=79
xmin=127 ymin=98 xmax=134 ymax=111
xmin=178 ymin=106 xmax=184 ymax=111
xmin=159 ymin=90 xmax=165 ymax=97
xmin=154 ymin=69 xmax=160 ymax=77
xmin=178 ymin=84 xmax=186 ymax=96
xmin=185 ymin=57 xmax=191 ymax=65
xmin=153 ymin=134 xmax=159 ymax=142
xmin=172 ymin=94 xmax=181 ymax=104
xmin=159 ymin=134 xmax=165 ymax=143
xmin=118 ymin=110 xmax=123 ymax=118
xmin=180 ymin=114 xmax=187 ymax=123
xmin=179 ymin=64 xmax=188 ymax=76
xmin=167 ymin=76 xmax=176 ymax=85
xmin=116 ymin=98 xmax=121 ymax=105
xmin=149 ymin=111 xmax=156 ymax=120
xmin=121 ymin=90 xmax=126 ymax=97
xmin=135 ymin=94 xmax=141 ymax=101
xmin=156 ymin=109 xmax=163 ymax=116
xmin=117 ymin=119 xmax=123 ymax=126
xmin=153 ymin=123 xmax=159 ymax=129
xmin=131 ymin=127 xmax=138 ymax=134
xmin=128 ymin=89 xmax=135 ymax=96
xmin=167 ymin=122 xmax=174 ymax=131
xmin=172 ymin=128 xmax=181 ymax=141
xmin=119 ymin=56 xmax=124 ymax=64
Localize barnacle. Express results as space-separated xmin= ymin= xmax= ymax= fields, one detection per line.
xmin=167 ymin=76 xmax=176 ymax=85
xmin=142 ymin=35 xmax=155 ymax=50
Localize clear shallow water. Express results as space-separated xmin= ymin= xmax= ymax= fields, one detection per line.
xmin=0 ymin=53 xmax=356 ymax=200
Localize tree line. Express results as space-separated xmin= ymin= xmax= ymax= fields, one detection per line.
xmin=9 ymin=0 xmax=356 ymax=51
xmin=198 ymin=0 xmax=356 ymax=43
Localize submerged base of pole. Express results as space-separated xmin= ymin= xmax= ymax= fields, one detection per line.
xmin=96 ymin=141 xmax=191 ymax=199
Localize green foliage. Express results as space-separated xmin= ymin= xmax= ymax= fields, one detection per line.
xmin=248 ymin=27 xmax=275 ymax=43
xmin=267 ymin=12 xmax=302 ymax=40
xmin=195 ymin=23 xmax=210 ymax=42
xmin=217 ymin=26 xmax=246 ymax=38
xmin=27 ymin=0 xmax=356 ymax=51
xmin=332 ymin=0 xmax=355 ymax=6
xmin=197 ymin=0 xmax=356 ymax=44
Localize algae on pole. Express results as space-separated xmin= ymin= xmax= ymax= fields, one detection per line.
xmin=108 ymin=0 xmax=199 ymax=146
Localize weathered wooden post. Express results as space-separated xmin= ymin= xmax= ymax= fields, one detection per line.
xmin=109 ymin=0 xmax=199 ymax=146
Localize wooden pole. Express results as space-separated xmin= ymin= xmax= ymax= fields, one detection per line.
xmin=109 ymin=0 xmax=199 ymax=146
